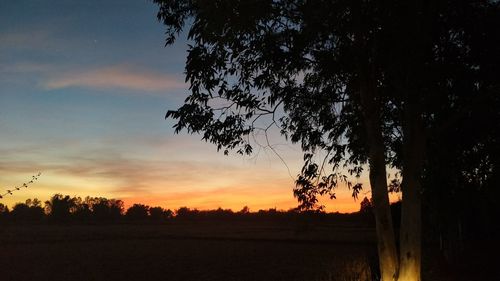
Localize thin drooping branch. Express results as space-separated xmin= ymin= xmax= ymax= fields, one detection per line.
xmin=0 ymin=172 xmax=42 ymax=199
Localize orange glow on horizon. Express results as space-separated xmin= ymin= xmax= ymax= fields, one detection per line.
xmin=1 ymin=184 xmax=399 ymax=214
xmin=121 ymin=187 xmax=398 ymax=214
xmin=1 ymin=168 xmax=401 ymax=214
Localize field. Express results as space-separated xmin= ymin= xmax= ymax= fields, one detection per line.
xmin=0 ymin=220 xmax=378 ymax=281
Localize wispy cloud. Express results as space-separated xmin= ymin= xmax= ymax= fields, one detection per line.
xmin=0 ymin=142 xmax=290 ymax=194
xmin=44 ymin=65 xmax=186 ymax=92
xmin=0 ymin=62 xmax=52 ymax=74
xmin=0 ymin=142 xmax=368 ymax=213
xmin=0 ymin=29 xmax=54 ymax=50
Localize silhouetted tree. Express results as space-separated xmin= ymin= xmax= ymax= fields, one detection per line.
xmin=359 ymin=197 xmax=373 ymax=214
xmin=126 ymin=204 xmax=150 ymax=221
xmin=88 ymin=197 xmax=124 ymax=222
xmin=89 ymin=197 xmax=110 ymax=221
xmin=164 ymin=208 xmax=174 ymax=219
xmin=11 ymin=203 xmax=30 ymax=221
xmin=155 ymin=1 xmax=500 ymax=280
xmin=10 ymin=199 xmax=44 ymax=222
xmin=238 ymin=206 xmax=250 ymax=215
xmin=175 ymin=207 xmax=199 ymax=220
xmin=73 ymin=197 xmax=92 ymax=222
xmin=0 ymin=203 xmax=9 ymax=222
xmin=205 ymin=207 xmax=234 ymax=220
xmin=149 ymin=206 xmax=172 ymax=221
xmin=45 ymin=194 xmax=77 ymax=223
xmin=26 ymin=198 xmax=44 ymax=220
xmin=108 ymin=199 xmax=124 ymax=221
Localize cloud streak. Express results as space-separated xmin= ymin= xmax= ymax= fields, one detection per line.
xmin=0 ymin=144 xmax=293 ymax=195
xmin=0 ymin=143 xmax=367 ymax=213
xmin=44 ymin=65 xmax=186 ymax=92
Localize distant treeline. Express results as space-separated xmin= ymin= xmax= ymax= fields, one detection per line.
xmin=0 ymin=193 xmax=386 ymax=224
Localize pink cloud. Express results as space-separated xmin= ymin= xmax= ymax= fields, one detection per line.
xmin=44 ymin=65 xmax=186 ymax=92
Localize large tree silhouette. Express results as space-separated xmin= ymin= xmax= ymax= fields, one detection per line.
xmin=45 ymin=194 xmax=77 ymax=223
xmin=125 ymin=204 xmax=150 ymax=220
xmin=10 ymin=199 xmax=44 ymax=222
xmin=155 ymin=1 xmax=499 ymax=280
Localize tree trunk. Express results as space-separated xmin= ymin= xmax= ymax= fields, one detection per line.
xmin=399 ymin=103 xmax=425 ymax=281
xmin=399 ymin=176 xmax=422 ymax=281
xmin=369 ymin=139 xmax=399 ymax=281
xmin=359 ymin=71 xmax=399 ymax=281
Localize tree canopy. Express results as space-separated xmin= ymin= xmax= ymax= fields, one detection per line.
xmin=155 ymin=1 xmax=500 ymax=280
xmin=158 ymin=0 xmax=499 ymax=208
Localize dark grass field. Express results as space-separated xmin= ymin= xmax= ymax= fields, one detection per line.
xmin=0 ymin=221 xmax=378 ymax=281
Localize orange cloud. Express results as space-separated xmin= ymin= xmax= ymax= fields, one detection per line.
xmin=44 ymin=65 xmax=186 ymax=92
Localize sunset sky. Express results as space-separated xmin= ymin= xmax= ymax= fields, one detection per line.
xmin=0 ymin=0 xmax=396 ymax=213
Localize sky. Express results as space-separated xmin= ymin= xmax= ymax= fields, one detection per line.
xmin=0 ymin=0 xmax=395 ymax=213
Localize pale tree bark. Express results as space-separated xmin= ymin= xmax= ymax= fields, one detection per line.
xmin=368 ymin=135 xmax=399 ymax=281
xmin=399 ymin=176 xmax=422 ymax=281
xmin=359 ymin=70 xmax=399 ymax=281
xmin=398 ymin=103 xmax=425 ymax=281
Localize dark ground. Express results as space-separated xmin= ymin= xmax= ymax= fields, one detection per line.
xmin=0 ymin=220 xmax=496 ymax=281
xmin=0 ymin=221 xmax=377 ymax=281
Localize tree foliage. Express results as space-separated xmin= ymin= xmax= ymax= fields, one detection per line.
xmin=155 ymin=1 xmax=500 ymax=279
xmin=157 ymin=0 xmax=499 ymax=209
xmin=158 ymin=0 xmax=382 ymax=209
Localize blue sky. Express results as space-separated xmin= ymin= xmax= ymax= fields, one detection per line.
xmin=0 ymin=0 xmax=378 ymax=212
